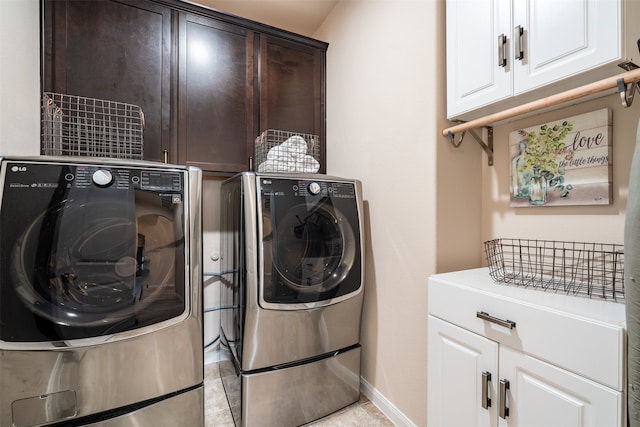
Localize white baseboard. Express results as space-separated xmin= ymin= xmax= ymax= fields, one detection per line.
xmin=360 ymin=377 xmax=417 ymax=427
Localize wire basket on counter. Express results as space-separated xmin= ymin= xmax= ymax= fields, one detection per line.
xmin=254 ymin=129 xmax=320 ymax=173
xmin=41 ymin=92 xmax=145 ymax=159
xmin=484 ymin=238 xmax=625 ymax=302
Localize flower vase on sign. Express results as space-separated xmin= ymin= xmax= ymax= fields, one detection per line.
xmin=518 ymin=121 xmax=573 ymax=206
xmin=528 ymin=167 xmax=547 ymax=205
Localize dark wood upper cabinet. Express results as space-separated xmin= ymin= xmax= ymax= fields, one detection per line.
xmin=42 ymin=0 xmax=327 ymax=175
xmin=260 ymin=35 xmax=326 ymax=166
xmin=178 ymin=13 xmax=255 ymax=173
xmin=43 ymin=0 xmax=172 ymax=163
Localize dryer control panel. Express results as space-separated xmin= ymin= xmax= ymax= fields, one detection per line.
xmin=260 ymin=178 xmax=356 ymax=200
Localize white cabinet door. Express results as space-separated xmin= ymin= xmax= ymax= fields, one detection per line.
xmin=428 ymin=315 xmax=498 ymax=427
xmin=512 ymin=0 xmax=621 ymax=95
xmin=446 ymin=0 xmax=623 ymax=119
xmin=446 ymin=0 xmax=512 ymax=118
xmin=498 ymin=345 xmax=623 ymax=427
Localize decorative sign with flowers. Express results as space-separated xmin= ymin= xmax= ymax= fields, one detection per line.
xmin=509 ymin=108 xmax=612 ymax=207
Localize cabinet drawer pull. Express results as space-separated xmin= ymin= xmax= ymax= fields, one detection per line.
xmin=497 ymin=33 xmax=507 ymax=67
xmin=499 ymin=379 xmax=510 ymax=418
xmin=481 ymin=371 xmax=492 ymax=409
xmin=476 ymin=311 xmax=516 ymax=329
xmin=162 ymin=150 xmax=168 ymax=164
xmin=515 ymin=25 xmax=524 ymax=60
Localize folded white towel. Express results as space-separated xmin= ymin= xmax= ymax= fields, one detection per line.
xmin=283 ymin=135 xmax=308 ymax=158
xmin=257 ymin=158 xmax=296 ymax=173
xmin=294 ymin=155 xmax=320 ymax=173
xmin=267 ymin=144 xmax=289 ymax=161
xmin=259 ymin=138 xmax=317 ymax=172
xmin=257 ymin=159 xmax=276 ymax=173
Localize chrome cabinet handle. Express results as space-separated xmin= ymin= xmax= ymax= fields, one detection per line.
xmin=481 ymin=371 xmax=492 ymax=409
xmin=498 ymin=33 xmax=507 ymax=67
xmin=515 ymin=25 xmax=524 ymax=60
xmin=162 ymin=150 xmax=168 ymax=164
xmin=476 ymin=311 xmax=516 ymax=329
xmin=499 ymin=379 xmax=510 ymax=419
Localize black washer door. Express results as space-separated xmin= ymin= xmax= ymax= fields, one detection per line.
xmin=0 ymin=161 xmax=185 ymax=342
xmin=260 ymin=177 xmax=361 ymax=305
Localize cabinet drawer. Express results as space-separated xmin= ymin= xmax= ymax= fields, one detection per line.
xmin=428 ymin=268 xmax=626 ymax=391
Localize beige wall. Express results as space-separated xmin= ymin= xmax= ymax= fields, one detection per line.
xmin=316 ymin=0 xmax=480 ymax=425
xmin=0 ymin=0 xmax=40 ymax=155
xmin=483 ymin=96 xmax=640 ymax=245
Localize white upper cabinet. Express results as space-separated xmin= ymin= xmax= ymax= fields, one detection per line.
xmin=446 ymin=0 xmax=640 ymax=121
xmin=513 ymin=0 xmax=620 ymax=94
xmin=446 ymin=0 xmax=511 ymax=116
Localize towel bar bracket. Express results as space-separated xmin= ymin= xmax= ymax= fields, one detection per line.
xmin=448 ymin=124 xmax=494 ymax=166
xmin=617 ymin=77 xmax=638 ymax=108
xmin=617 ymin=61 xmax=640 ymax=107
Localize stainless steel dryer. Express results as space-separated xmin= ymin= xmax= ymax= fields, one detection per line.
xmin=220 ymin=172 xmax=364 ymax=427
xmin=0 ymin=156 xmax=203 ymax=426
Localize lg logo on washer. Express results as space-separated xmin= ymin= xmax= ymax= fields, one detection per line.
xmin=10 ymin=166 xmax=26 ymax=172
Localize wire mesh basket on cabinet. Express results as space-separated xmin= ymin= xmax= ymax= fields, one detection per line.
xmin=484 ymin=238 xmax=625 ymax=302
xmin=254 ymin=129 xmax=321 ymax=173
xmin=41 ymin=92 xmax=144 ymax=159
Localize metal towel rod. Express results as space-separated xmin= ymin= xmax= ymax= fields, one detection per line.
xmin=443 ymin=67 xmax=640 ymax=166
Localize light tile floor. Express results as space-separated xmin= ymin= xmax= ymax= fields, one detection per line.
xmin=204 ymin=361 xmax=396 ymax=426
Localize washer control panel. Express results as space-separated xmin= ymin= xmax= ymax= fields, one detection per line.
xmin=3 ymin=161 xmax=183 ymax=193
xmin=92 ymin=169 xmax=114 ymax=187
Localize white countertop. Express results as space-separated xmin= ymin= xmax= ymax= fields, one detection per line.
xmin=429 ymin=267 xmax=627 ymax=327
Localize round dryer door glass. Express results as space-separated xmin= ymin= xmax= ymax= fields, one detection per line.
xmin=272 ymin=204 xmax=356 ymax=293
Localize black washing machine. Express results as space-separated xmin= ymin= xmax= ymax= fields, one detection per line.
xmin=0 ymin=156 xmax=203 ymax=427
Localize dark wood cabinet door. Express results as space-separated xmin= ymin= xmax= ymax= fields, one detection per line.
xmin=43 ymin=0 xmax=326 ymax=174
xmin=259 ymin=35 xmax=326 ymax=172
xmin=177 ymin=12 xmax=255 ymax=173
xmin=43 ymin=0 xmax=171 ymax=163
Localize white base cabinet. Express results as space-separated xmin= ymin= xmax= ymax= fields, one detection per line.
xmin=500 ymin=345 xmax=622 ymax=427
xmin=428 ymin=268 xmax=626 ymax=427
xmin=428 ymin=315 xmax=498 ymax=427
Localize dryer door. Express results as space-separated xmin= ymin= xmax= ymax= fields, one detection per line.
xmin=259 ymin=177 xmax=362 ymax=309
xmin=0 ymin=161 xmax=187 ymax=343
